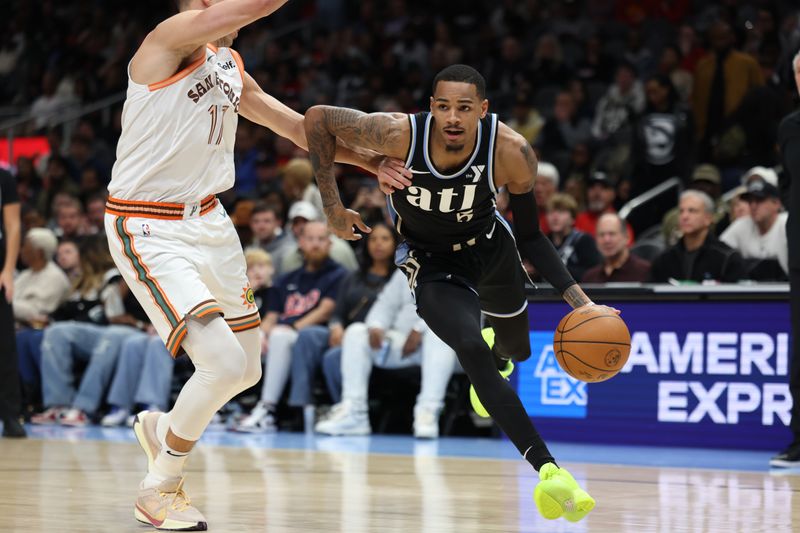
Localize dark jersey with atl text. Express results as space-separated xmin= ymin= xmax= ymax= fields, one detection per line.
xmin=388 ymin=112 xmax=500 ymax=249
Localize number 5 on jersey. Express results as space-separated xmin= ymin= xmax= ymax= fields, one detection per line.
xmin=207 ymin=105 xmax=230 ymax=145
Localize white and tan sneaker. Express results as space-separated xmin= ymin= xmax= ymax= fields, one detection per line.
xmin=132 ymin=410 xmax=162 ymax=472
xmin=135 ymin=477 xmax=207 ymax=531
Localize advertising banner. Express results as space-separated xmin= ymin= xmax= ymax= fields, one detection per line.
xmin=516 ymin=300 xmax=791 ymax=450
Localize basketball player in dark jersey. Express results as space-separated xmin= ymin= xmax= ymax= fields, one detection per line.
xmin=305 ymin=64 xmax=612 ymax=522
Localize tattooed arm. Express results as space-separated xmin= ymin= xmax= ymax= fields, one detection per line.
xmin=494 ymin=123 xmax=594 ymax=309
xmin=240 ymin=73 xmax=410 ymax=176
xmin=304 ymin=105 xmax=411 ymax=240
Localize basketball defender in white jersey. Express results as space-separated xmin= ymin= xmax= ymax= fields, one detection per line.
xmin=105 ymin=1 xmax=408 ymax=530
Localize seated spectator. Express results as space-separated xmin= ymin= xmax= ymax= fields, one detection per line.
xmin=13 ymin=229 xmax=71 ymax=407
xmin=315 ymin=269 xmax=458 ymax=439
xmin=651 ymin=191 xmax=745 ymax=283
xmin=281 ymin=158 xmax=324 ymax=216
xmin=53 ymin=197 xmax=88 ymax=240
xmin=740 ymin=165 xmax=779 ymax=187
xmin=31 ymin=236 xmax=149 ymax=426
xmin=545 ymin=194 xmax=600 ymax=282
xmin=100 ymin=326 xmax=173 ymax=427
xmin=235 ymin=221 xmax=346 ymax=432
xmin=56 ymin=239 xmax=81 ymax=283
xmin=13 ymin=229 xmax=71 ymax=328
xmin=533 ymin=162 xmax=559 ymax=234
xmin=583 ymin=213 xmax=651 ymax=282
xmin=662 ymin=164 xmax=724 ymax=245
xmin=720 ymin=179 xmax=788 ymax=278
xmin=244 ymin=247 xmax=275 ymax=311
xmin=575 ymin=172 xmax=634 ymax=242
xmin=280 ymin=201 xmax=359 ymax=272
xmin=286 ymin=222 xmax=398 ymax=428
xmin=249 ymin=203 xmax=294 ymax=276
xmin=84 ymin=194 xmax=106 ymax=235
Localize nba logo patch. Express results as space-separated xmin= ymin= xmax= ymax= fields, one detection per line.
xmin=142 ymin=223 xmax=151 ymax=237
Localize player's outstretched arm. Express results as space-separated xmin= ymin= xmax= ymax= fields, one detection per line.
xmin=495 ymin=123 xmax=592 ymax=309
xmin=240 ymin=74 xmax=411 ymax=184
xmin=303 ymin=105 xmax=410 ymax=240
xmin=152 ymin=0 xmax=289 ymax=53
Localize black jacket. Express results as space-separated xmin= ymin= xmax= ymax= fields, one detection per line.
xmin=651 ymin=232 xmax=745 ymax=283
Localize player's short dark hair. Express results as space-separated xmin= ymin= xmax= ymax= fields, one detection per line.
xmin=433 ymin=64 xmax=486 ymax=99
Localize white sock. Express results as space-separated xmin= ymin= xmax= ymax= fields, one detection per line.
xmin=142 ymin=442 xmax=190 ymax=488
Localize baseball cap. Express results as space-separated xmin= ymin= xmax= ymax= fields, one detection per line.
xmin=288 ymin=201 xmax=320 ymax=222
xmin=741 ymin=166 xmax=778 ymax=187
xmin=741 ymin=178 xmax=779 ymax=200
xmin=587 ymin=171 xmax=615 ymax=188
xmin=690 ymin=164 xmax=721 ymax=185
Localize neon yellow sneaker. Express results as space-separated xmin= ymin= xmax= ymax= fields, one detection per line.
xmin=469 ymin=328 xmax=514 ymax=418
xmin=534 ymin=463 xmax=595 ymax=522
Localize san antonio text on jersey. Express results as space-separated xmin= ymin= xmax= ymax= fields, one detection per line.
xmin=387 ymin=112 xmax=500 ymax=249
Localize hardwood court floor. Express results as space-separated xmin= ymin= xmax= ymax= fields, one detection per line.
xmin=1 ymin=434 xmax=798 ymax=533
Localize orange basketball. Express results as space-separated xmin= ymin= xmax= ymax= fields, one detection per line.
xmin=553 ymin=305 xmax=631 ymax=383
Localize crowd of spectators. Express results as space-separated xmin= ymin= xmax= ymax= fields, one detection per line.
xmin=2 ymin=0 xmax=798 ymax=435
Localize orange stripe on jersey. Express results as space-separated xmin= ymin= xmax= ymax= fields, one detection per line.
xmin=230 ymin=48 xmax=245 ymax=84
xmin=148 ymin=55 xmax=206 ymax=91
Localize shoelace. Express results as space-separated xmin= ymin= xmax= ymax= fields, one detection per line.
xmin=159 ymin=480 xmax=192 ymax=512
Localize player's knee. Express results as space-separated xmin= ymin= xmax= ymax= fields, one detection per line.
xmin=451 ymin=336 xmax=492 ymax=373
xmin=210 ymin=344 xmax=249 ymax=387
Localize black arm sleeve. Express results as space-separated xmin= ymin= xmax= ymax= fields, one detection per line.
xmin=508 ymin=190 xmax=576 ymax=293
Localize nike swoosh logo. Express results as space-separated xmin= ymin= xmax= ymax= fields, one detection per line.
xmin=408 ymin=166 xmax=429 ymax=175
xmin=486 ymin=222 xmax=496 ymax=239
xmin=166 ymin=450 xmax=188 ymax=457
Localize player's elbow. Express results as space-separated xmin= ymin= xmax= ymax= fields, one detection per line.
xmin=303 ymin=106 xmax=327 ymax=135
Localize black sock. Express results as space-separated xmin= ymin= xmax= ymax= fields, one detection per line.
xmin=524 ymin=440 xmax=557 ymax=471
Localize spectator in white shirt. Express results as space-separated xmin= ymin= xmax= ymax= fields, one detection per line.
xmin=720 ymin=179 xmax=788 ymax=276
xmin=13 ymin=228 xmax=70 ymax=326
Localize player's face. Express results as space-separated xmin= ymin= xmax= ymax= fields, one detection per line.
xmin=430 ymin=82 xmax=488 ymax=153
xmin=678 ymin=196 xmax=712 ymax=236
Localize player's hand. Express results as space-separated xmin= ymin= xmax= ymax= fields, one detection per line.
xmin=377 ymin=157 xmax=412 ymax=195
xmin=329 ymin=324 xmax=344 ymax=347
xmin=402 ymin=329 xmax=422 ymax=357
xmin=0 ymin=268 xmax=13 ymax=302
xmin=325 ymin=204 xmax=371 ymax=241
xmin=368 ymin=327 xmax=385 ymax=350
xmin=586 ymin=303 xmax=621 ymax=315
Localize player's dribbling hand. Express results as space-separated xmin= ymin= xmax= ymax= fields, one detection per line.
xmin=377 ymin=157 xmax=413 ymax=195
xmin=589 ymin=303 xmax=621 ymax=315
xmin=325 ymin=205 xmax=371 ymax=241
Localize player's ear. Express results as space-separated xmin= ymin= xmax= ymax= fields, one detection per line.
xmin=480 ymin=99 xmax=489 ymax=118
xmin=429 ymin=96 xmax=435 ymax=112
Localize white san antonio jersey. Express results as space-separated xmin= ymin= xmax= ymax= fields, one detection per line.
xmin=109 ymin=44 xmax=244 ymax=202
